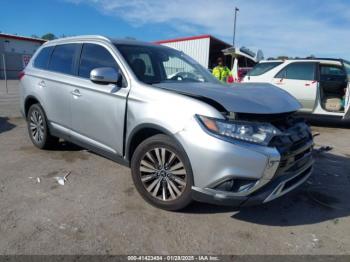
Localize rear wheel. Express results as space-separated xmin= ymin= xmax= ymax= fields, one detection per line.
xmin=131 ymin=134 xmax=193 ymax=211
xmin=27 ymin=104 xmax=58 ymax=149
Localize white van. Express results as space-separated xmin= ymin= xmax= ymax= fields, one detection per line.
xmin=243 ymin=59 xmax=350 ymax=119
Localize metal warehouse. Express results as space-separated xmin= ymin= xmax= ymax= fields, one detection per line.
xmin=0 ymin=33 xmax=46 ymax=79
xmin=155 ymin=34 xmax=262 ymax=81
xmin=155 ymin=35 xmax=233 ymax=69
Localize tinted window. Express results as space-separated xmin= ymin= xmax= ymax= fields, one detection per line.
xmin=320 ymin=65 xmax=345 ymax=76
xmin=275 ymin=62 xmax=316 ymax=81
xmin=320 ymin=64 xmax=346 ymax=82
xmin=117 ymin=44 xmax=218 ymax=84
xmin=33 ymin=46 xmax=54 ymax=69
xmin=49 ymin=44 xmax=78 ymax=75
xmin=78 ymin=44 xmax=118 ymax=78
xmin=248 ymin=62 xmax=282 ymax=76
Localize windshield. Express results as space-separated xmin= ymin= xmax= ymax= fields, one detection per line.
xmin=344 ymin=60 xmax=350 ymax=80
xmin=116 ymin=44 xmax=220 ymax=85
xmin=247 ymin=62 xmax=282 ymax=76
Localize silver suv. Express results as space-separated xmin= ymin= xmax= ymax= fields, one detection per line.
xmin=20 ymin=35 xmax=313 ymax=210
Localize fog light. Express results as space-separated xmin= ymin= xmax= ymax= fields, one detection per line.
xmin=215 ymin=179 xmax=234 ymax=191
xmin=214 ymin=179 xmax=257 ymax=193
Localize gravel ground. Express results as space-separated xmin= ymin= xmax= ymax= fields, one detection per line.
xmin=0 ymin=80 xmax=350 ymax=255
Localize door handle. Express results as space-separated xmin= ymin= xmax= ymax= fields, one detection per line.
xmin=38 ymin=80 xmax=46 ymax=88
xmin=71 ymin=89 xmax=82 ymax=97
xmin=275 ymin=78 xmax=284 ymax=85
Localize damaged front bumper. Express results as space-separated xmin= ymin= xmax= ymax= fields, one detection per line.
xmin=191 ymin=153 xmax=313 ymax=207
xmin=188 ymin=116 xmax=314 ymax=207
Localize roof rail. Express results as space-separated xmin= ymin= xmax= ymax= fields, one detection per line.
xmin=290 ymin=57 xmax=343 ymax=61
xmin=44 ymin=35 xmax=112 ymax=44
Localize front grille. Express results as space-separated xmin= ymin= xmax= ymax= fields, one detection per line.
xmin=284 ymin=166 xmax=312 ymax=190
xmin=236 ymin=112 xmax=313 ymax=177
xmin=272 ymin=122 xmax=313 ymax=176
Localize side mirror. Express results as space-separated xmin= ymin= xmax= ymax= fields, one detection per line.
xmin=90 ymin=67 xmax=121 ymax=84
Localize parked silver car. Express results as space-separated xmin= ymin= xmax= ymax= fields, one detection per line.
xmin=20 ymin=35 xmax=313 ymax=210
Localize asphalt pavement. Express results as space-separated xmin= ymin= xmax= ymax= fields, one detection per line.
xmin=0 ymin=80 xmax=350 ymax=255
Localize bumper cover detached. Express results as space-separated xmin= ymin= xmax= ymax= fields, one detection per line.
xmin=191 ymin=158 xmax=313 ymax=207
xmin=191 ymin=137 xmax=314 ymax=207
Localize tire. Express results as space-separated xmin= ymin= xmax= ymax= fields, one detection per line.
xmin=131 ymin=134 xmax=194 ymax=211
xmin=27 ymin=104 xmax=59 ymax=149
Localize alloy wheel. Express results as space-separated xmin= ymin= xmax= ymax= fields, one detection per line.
xmin=29 ymin=110 xmax=45 ymax=143
xmin=139 ymin=147 xmax=187 ymax=201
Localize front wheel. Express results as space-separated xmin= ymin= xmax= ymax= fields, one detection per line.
xmin=131 ymin=134 xmax=193 ymax=211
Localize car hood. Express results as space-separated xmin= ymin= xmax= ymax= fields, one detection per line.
xmin=153 ymin=82 xmax=301 ymax=114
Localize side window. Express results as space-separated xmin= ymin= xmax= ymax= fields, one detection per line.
xmin=320 ymin=64 xmax=346 ymax=82
xmin=48 ymin=44 xmax=79 ymax=75
xmin=33 ymin=46 xmax=54 ymax=69
xmin=248 ymin=62 xmax=283 ymax=76
xmin=78 ymin=44 xmax=118 ymax=78
xmin=320 ymin=65 xmax=345 ymax=76
xmin=275 ymin=67 xmax=287 ymax=79
xmin=275 ymin=63 xmax=316 ymax=81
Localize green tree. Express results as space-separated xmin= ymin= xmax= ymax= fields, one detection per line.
xmin=41 ymin=33 xmax=56 ymax=40
xmin=277 ymin=56 xmax=290 ymax=60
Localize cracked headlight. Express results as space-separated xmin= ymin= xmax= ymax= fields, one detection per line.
xmin=197 ymin=115 xmax=281 ymax=146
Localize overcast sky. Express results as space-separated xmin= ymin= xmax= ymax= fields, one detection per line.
xmin=2 ymin=0 xmax=350 ymax=59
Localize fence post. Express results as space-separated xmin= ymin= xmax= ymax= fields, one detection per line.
xmin=2 ymin=54 xmax=8 ymax=94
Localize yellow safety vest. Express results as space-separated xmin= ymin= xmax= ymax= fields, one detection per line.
xmin=212 ymin=66 xmax=232 ymax=82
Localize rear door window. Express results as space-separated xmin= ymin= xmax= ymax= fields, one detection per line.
xmin=320 ymin=64 xmax=346 ymax=81
xmin=48 ymin=44 xmax=79 ymax=75
xmin=78 ymin=43 xmax=118 ymax=78
xmin=248 ymin=62 xmax=282 ymax=76
xmin=320 ymin=65 xmax=345 ymax=76
xmin=275 ymin=62 xmax=316 ymax=81
xmin=33 ymin=46 xmax=54 ymax=69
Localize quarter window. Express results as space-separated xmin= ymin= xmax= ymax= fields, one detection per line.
xmin=33 ymin=46 xmax=54 ymax=69
xmin=78 ymin=44 xmax=118 ymax=78
xmin=248 ymin=62 xmax=282 ymax=76
xmin=48 ymin=44 xmax=79 ymax=75
xmin=275 ymin=62 xmax=316 ymax=81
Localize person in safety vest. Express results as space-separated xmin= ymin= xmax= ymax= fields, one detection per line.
xmin=212 ymin=57 xmax=233 ymax=83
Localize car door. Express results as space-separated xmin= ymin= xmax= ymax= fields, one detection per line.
xmin=344 ymin=83 xmax=350 ymax=119
xmin=342 ymin=61 xmax=350 ymax=119
xmin=70 ymin=43 xmax=129 ymax=156
xmin=273 ymin=62 xmax=317 ymax=112
xmin=43 ymin=43 xmax=81 ymax=133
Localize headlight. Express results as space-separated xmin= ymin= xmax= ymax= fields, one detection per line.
xmin=197 ymin=115 xmax=282 ymax=146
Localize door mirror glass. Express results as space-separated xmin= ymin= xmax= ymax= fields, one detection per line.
xmin=90 ymin=67 xmax=121 ymax=84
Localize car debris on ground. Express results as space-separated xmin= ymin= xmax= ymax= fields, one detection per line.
xmin=55 ymin=171 xmax=71 ymax=186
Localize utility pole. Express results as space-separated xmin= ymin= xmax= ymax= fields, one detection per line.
xmin=233 ymin=7 xmax=239 ymax=47
xmin=2 ymin=54 xmax=7 ymax=93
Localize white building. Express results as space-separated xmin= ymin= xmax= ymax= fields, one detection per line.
xmin=0 ymin=33 xmax=46 ymax=79
xmin=155 ymin=34 xmax=262 ymax=81
xmin=155 ymin=35 xmax=233 ymax=69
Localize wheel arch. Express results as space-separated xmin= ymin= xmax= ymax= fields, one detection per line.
xmin=24 ymin=95 xmax=42 ymax=117
xmin=126 ymin=124 xmax=180 ymax=163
